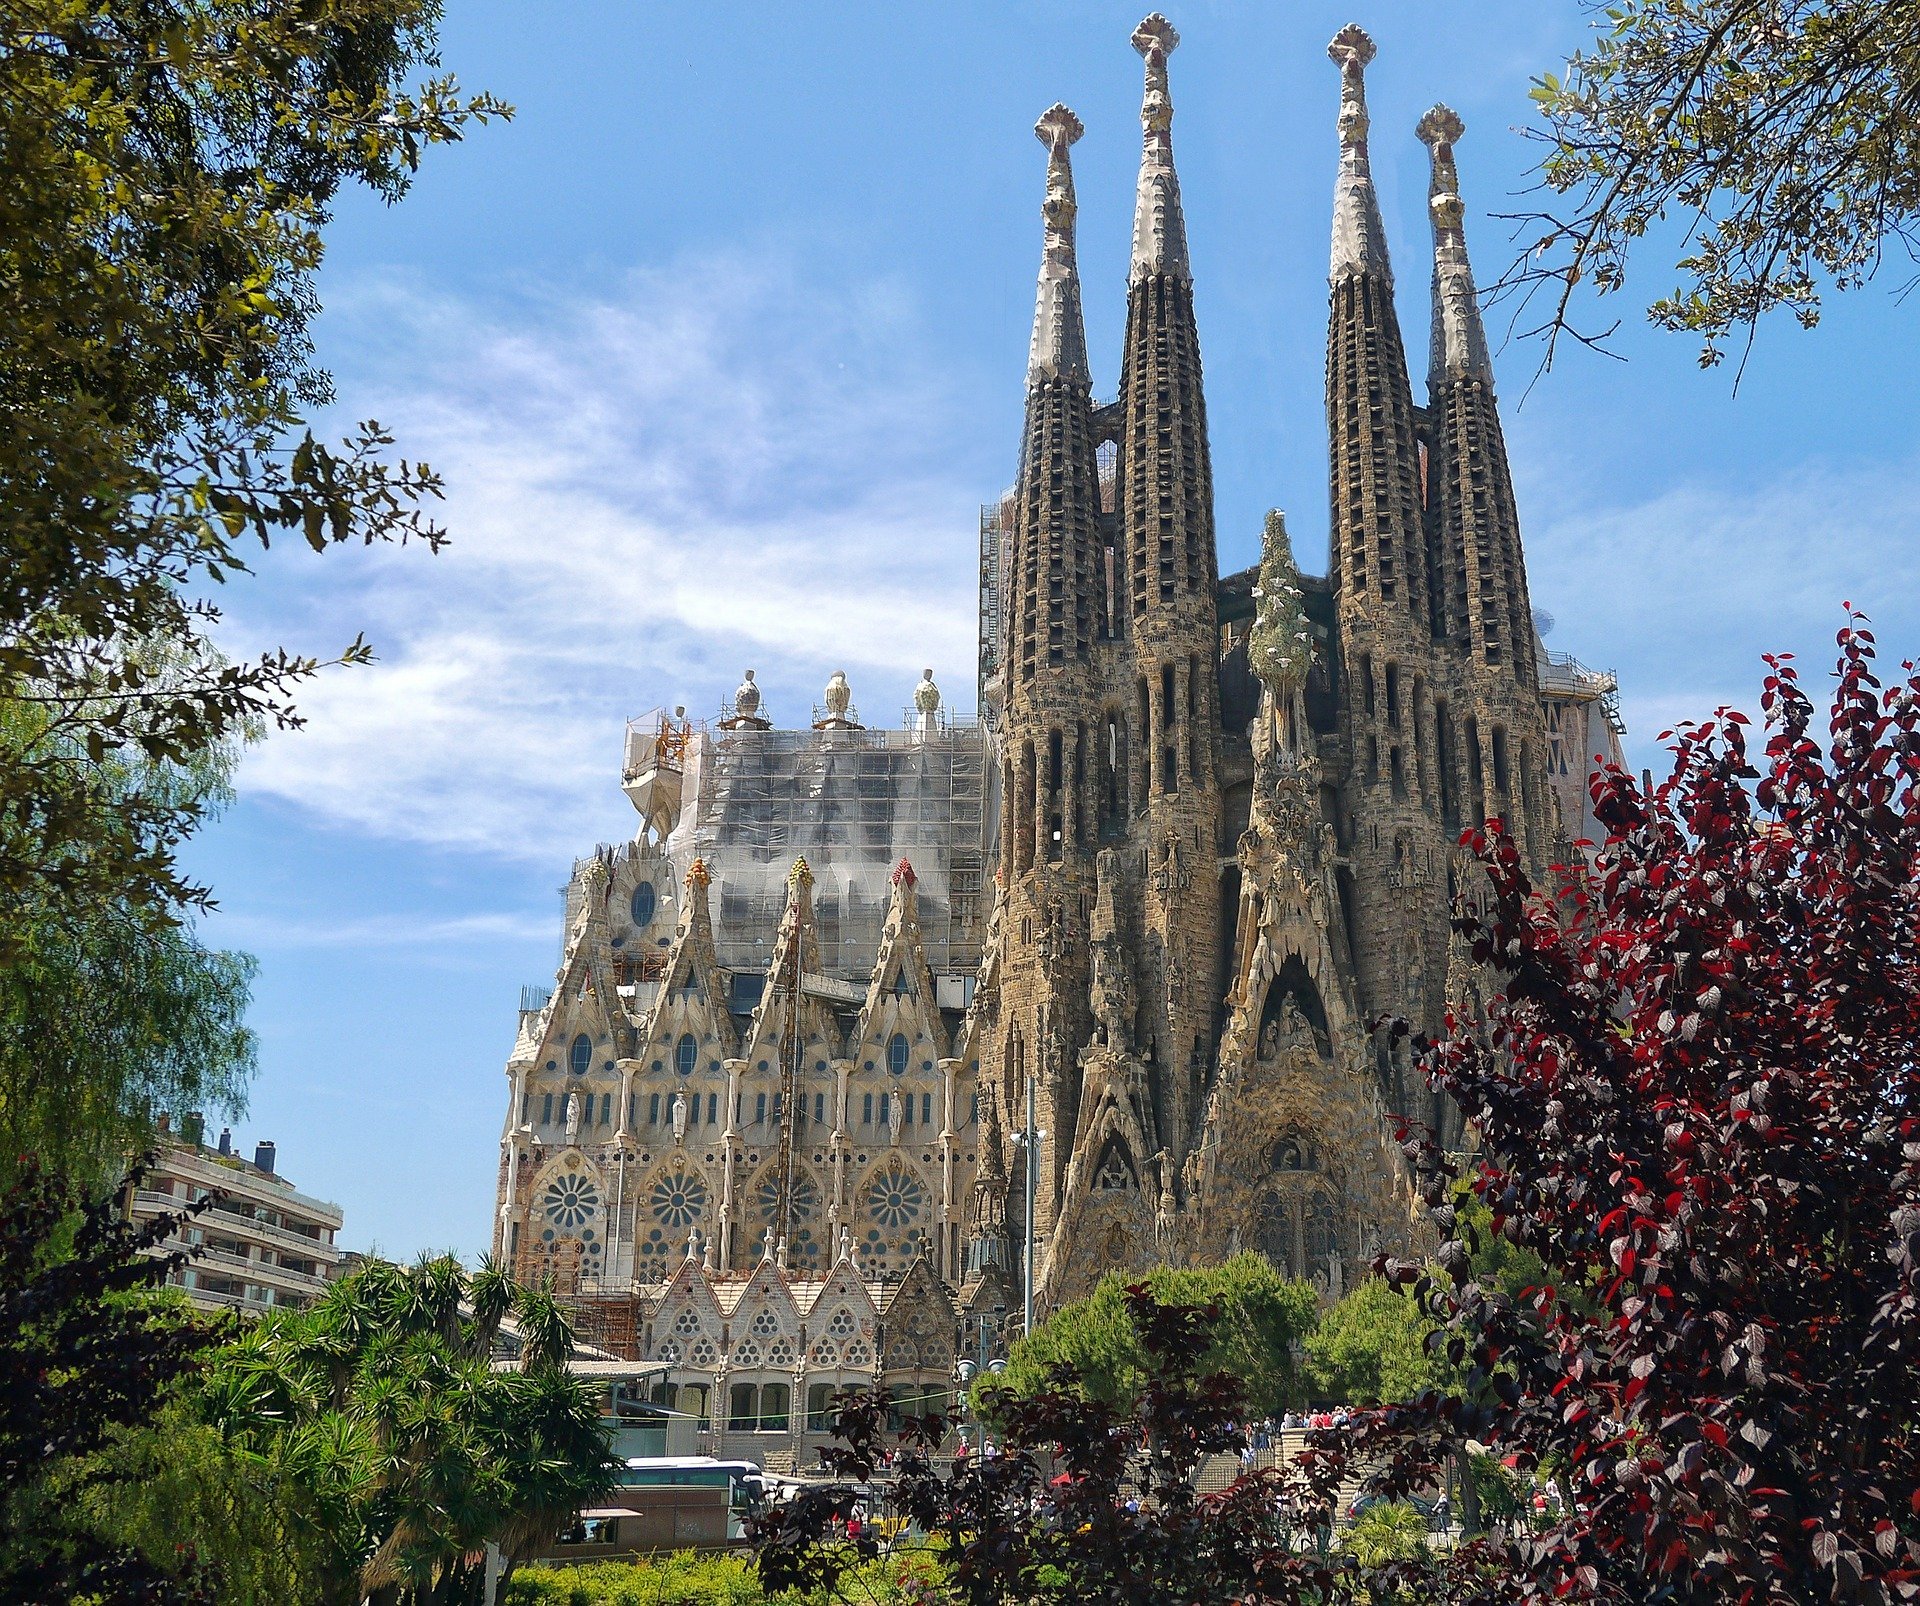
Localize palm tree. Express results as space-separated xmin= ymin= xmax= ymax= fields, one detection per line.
xmin=199 ymin=1254 xmax=617 ymax=1606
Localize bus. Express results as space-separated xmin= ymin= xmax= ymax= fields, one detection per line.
xmin=539 ymin=1457 xmax=767 ymax=1558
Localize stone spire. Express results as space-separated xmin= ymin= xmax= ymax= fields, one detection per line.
xmin=1323 ymin=22 xmax=1426 ymax=629
xmin=1328 ymin=24 xmax=1391 ymax=285
xmin=1130 ymin=14 xmax=1190 ymax=284
xmin=1028 ymin=104 xmax=1090 ymax=384
xmin=1418 ymin=105 xmax=1491 ymax=384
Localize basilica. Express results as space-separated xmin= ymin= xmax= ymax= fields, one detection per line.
xmin=489 ymin=18 xmax=1625 ymax=1465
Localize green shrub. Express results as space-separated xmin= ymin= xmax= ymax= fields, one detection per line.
xmin=505 ymin=1547 xmax=939 ymax=1606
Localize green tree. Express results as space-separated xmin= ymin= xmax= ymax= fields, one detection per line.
xmin=0 ymin=0 xmax=506 ymax=944
xmin=1512 ymin=0 xmax=1920 ymax=368
xmin=0 ymin=676 xmax=255 ymax=1183
xmin=985 ymin=1254 xmax=1320 ymax=1420
xmin=1302 ymin=1276 xmax=1448 ymax=1407
xmin=202 ymin=1254 xmax=618 ymax=1606
xmin=0 ymin=1158 xmax=217 ymax=1604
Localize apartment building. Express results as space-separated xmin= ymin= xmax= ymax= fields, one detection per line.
xmin=129 ymin=1120 xmax=345 ymax=1314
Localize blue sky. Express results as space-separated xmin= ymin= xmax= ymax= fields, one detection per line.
xmin=185 ymin=2 xmax=1920 ymax=1261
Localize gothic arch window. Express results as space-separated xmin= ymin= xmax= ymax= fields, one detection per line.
xmin=675 ymin=1032 xmax=698 ymax=1078
xmin=1305 ymin=1190 xmax=1339 ymax=1280
xmin=1256 ymin=1189 xmax=1296 ymax=1278
xmin=887 ymin=1033 xmax=909 ymax=1076
xmin=569 ymin=1033 xmax=592 ymax=1076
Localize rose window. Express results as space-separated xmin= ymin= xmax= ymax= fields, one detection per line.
xmin=809 ymin=1339 xmax=838 ymax=1366
xmin=768 ymin=1338 xmax=796 ymax=1367
xmin=542 ymin=1171 xmax=601 ymax=1231
xmin=733 ymin=1339 xmax=762 ymax=1367
xmin=656 ymin=1339 xmax=683 ymax=1364
xmin=672 ymin=1308 xmax=702 ymax=1337
xmin=689 ymin=1337 xmax=717 ymax=1367
xmin=754 ymin=1171 xmax=819 ymax=1223
xmin=864 ymin=1163 xmax=924 ymax=1229
xmin=826 ymin=1307 xmax=856 ymax=1339
xmin=845 ymin=1340 xmax=873 ymax=1368
xmin=749 ymin=1308 xmax=780 ymax=1338
xmin=649 ymin=1171 xmax=708 ymax=1228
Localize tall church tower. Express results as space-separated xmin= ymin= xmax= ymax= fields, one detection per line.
xmin=1417 ymin=106 xmax=1557 ymax=874
xmin=992 ymin=103 xmax=1105 ymax=1253
xmin=1323 ymin=26 xmax=1452 ymax=1058
xmin=1115 ymin=13 xmax=1221 ymax=1168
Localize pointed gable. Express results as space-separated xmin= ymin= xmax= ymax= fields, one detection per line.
xmin=651 ymin=1247 xmax=724 ymax=1369
xmin=853 ymin=860 xmax=950 ymax=1063
xmin=539 ymin=852 xmax=623 ymax=1074
xmin=879 ymin=1253 xmax=958 ymax=1378
xmin=730 ymin=1253 xmax=803 ymax=1372
xmin=637 ymin=857 xmax=738 ymax=1071
xmin=745 ymin=858 xmax=842 ymax=1066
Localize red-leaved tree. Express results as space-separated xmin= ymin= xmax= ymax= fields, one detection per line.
xmin=1369 ymin=616 xmax=1920 ymax=1603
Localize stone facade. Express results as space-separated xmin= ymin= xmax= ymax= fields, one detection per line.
xmin=487 ymin=16 xmax=1626 ymax=1451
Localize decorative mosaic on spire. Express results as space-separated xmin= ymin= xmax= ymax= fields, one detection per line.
xmin=1027 ymin=104 xmax=1091 ymax=384
xmin=1248 ymin=510 xmax=1310 ymax=695
xmin=1418 ymin=104 xmax=1492 ymax=384
xmin=1130 ymin=14 xmax=1190 ymax=284
xmin=1328 ymin=24 xmax=1391 ymax=285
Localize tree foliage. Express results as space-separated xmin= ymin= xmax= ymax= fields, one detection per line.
xmin=1360 ymin=616 xmax=1920 ymax=1601
xmin=1303 ymin=1276 xmax=1449 ymax=1406
xmin=985 ymin=1254 xmax=1321 ymax=1420
xmin=1512 ymin=0 xmax=1920 ymax=369
xmin=0 ymin=1158 xmax=217 ymax=1604
xmin=0 ymin=0 xmax=506 ymax=939
xmin=201 ymin=1254 xmax=619 ymax=1606
xmin=0 ymin=681 xmax=255 ymax=1184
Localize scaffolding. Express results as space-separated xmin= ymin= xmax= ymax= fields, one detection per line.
xmin=665 ymin=716 xmax=988 ymax=983
xmin=978 ymin=502 xmax=1004 ymax=712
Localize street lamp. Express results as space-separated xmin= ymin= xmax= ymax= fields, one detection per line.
xmin=953 ymin=1358 xmax=977 ymax=1450
xmin=1008 ymin=1078 xmax=1045 ymax=1340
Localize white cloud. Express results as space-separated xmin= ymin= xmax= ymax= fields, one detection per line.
xmin=1522 ymin=454 xmax=1920 ymax=765
xmin=225 ymin=257 xmax=988 ymax=862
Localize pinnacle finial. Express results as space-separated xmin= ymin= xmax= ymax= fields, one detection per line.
xmin=1028 ymin=104 xmax=1091 ymax=382
xmin=1328 ymin=23 xmax=1377 ymax=71
xmin=1129 ymin=14 xmax=1190 ymax=283
xmin=1417 ymin=103 xmax=1465 ymax=148
xmin=1132 ymin=13 xmax=1178 ymax=60
xmin=1419 ymin=104 xmax=1491 ymax=383
xmin=1034 ymin=102 xmax=1084 ymax=153
xmin=1328 ymin=24 xmax=1390 ymax=283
